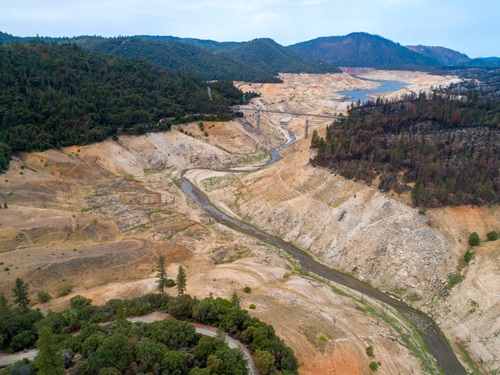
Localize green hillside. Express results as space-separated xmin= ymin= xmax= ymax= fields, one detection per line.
xmin=289 ymin=32 xmax=440 ymax=70
xmin=0 ymin=42 xmax=246 ymax=172
xmin=216 ymin=38 xmax=342 ymax=74
xmin=73 ymin=36 xmax=280 ymax=82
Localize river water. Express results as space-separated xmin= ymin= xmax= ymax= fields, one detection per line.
xmin=177 ymin=79 xmax=467 ymax=374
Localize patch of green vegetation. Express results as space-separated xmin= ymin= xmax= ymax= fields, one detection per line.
xmin=366 ymin=345 xmax=374 ymax=357
xmin=369 ymin=361 xmax=381 ymax=371
xmin=445 ymin=272 xmax=463 ymax=290
xmin=202 ymin=174 xmax=238 ymax=192
xmin=356 ymin=303 xmax=440 ymax=374
xmin=329 ymin=284 xmax=353 ymax=299
xmin=37 ymin=290 xmax=52 ymax=303
xmin=390 ymin=286 xmax=407 ymax=297
xmin=407 ymin=293 xmax=422 ymax=302
xmin=243 ymin=286 xmax=251 ymax=293
xmin=318 ymin=334 xmax=328 ymax=342
xmin=58 ymin=281 xmax=73 ymax=297
xmin=486 ymin=230 xmax=499 ymax=241
xmin=249 ymin=304 xmax=256 ymax=309
xmin=454 ymin=342 xmax=481 ymax=375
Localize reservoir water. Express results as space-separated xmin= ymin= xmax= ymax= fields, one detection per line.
xmin=338 ymin=78 xmax=408 ymax=103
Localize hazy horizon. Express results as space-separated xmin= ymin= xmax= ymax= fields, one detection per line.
xmin=1 ymin=0 xmax=499 ymax=59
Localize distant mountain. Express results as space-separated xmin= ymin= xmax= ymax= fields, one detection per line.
xmin=406 ymin=45 xmax=471 ymax=66
xmin=72 ymin=36 xmax=280 ymax=82
xmin=214 ymin=38 xmax=341 ymax=75
xmin=289 ymin=32 xmax=440 ymax=70
xmin=462 ymin=57 xmax=500 ymax=68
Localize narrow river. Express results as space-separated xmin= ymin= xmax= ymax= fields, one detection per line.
xmin=177 ymin=81 xmax=467 ymax=374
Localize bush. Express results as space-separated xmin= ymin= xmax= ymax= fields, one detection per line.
xmin=369 ymin=361 xmax=381 ymax=371
xmin=446 ymin=272 xmax=463 ymax=289
xmin=463 ymin=248 xmax=475 ymax=265
xmin=58 ymin=282 xmax=73 ymax=297
xmin=249 ymin=304 xmax=256 ymax=309
xmin=37 ymin=290 xmax=52 ymax=303
xmin=468 ymin=232 xmax=480 ymax=246
xmin=366 ymin=345 xmax=374 ymax=357
xmin=243 ymin=286 xmax=251 ymax=293
xmin=165 ymin=279 xmax=176 ymax=288
xmin=10 ymin=330 xmax=37 ymax=352
xmin=486 ymin=231 xmax=499 ymax=241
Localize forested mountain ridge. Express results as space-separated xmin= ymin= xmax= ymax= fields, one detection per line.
xmin=72 ymin=36 xmax=281 ymax=82
xmin=289 ymin=32 xmax=440 ymax=70
xmin=311 ymin=70 xmax=500 ymax=207
xmin=0 ymin=42 xmax=247 ymax=172
xmin=214 ymin=38 xmax=342 ymax=74
xmin=135 ymin=35 xmax=238 ymax=52
xmin=406 ymin=45 xmax=471 ymax=66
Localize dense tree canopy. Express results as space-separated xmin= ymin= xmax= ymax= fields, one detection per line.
xmin=311 ymin=70 xmax=499 ymax=207
xmin=0 ymin=41 xmax=247 ymax=172
xmin=0 ymin=287 xmax=299 ymax=375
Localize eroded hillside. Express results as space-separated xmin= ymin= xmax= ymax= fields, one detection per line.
xmin=1 ymin=71 xmax=497 ymax=374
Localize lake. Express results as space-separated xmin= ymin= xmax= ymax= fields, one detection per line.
xmin=338 ymin=78 xmax=408 ymax=103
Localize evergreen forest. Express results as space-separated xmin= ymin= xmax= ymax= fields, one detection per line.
xmin=311 ymin=69 xmax=500 ymax=207
xmin=0 ymin=41 xmax=248 ymax=173
xmin=0 ymin=291 xmax=298 ymax=375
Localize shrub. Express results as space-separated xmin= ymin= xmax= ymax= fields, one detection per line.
xmin=486 ymin=231 xmax=499 ymax=241
xmin=249 ymin=304 xmax=256 ymax=309
xmin=366 ymin=345 xmax=374 ymax=357
xmin=10 ymin=330 xmax=37 ymax=352
xmin=165 ymin=279 xmax=176 ymax=288
xmin=58 ymin=282 xmax=73 ymax=297
xmin=37 ymin=290 xmax=52 ymax=303
xmin=463 ymin=248 xmax=475 ymax=265
xmin=468 ymin=232 xmax=480 ymax=246
xmin=243 ymin=286 xmax=251 ymax=293
xmin=369 ymin=361 xmax=381 ymax=371
xmin=446 ymin=272 xmax=463 ymax=289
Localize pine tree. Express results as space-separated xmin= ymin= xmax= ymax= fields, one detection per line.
xmin=34 ymin=326 xmax=64 ymax=375
xmin=231 ymin=292 xmax=241 ymax=310
xmin=115 ymin=302 xmax=126 ymax=329
xmin=176 ymin=266 xmax=187 ymax=296
xmin=156 ymin=255 xmax=166 ymax=294
xmin=12 ymin=278 xmax=30 ymax=310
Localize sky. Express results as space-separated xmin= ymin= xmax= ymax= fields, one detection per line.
xmin=1 ymin=0 xmax=499 ymax=58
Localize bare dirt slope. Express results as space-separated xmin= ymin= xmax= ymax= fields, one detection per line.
xmin=204 ymin=72 xmax=500 ymax=374
xmin=0 ymin=71 xmax=495 ymax=374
